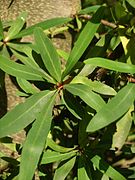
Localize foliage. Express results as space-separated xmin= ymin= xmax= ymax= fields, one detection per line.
xmin=0 ymin=0 xmax=135 ymax=179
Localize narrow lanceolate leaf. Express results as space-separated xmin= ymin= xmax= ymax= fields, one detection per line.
xmin=14 ymin=17 xmax=72 ymax=39
xmin=16 ymin=77 xmax=39 ymax=94
xmin=0 ymin=55 xmax=43 ymax=81
xmin=71 ymin=76 xmax=116 ymax=96
xmin=62 ymin=90 xmax=84 ymax=119
xmin=0 ymin=20 xmax=4 ymax=40
xmin=19 ymin=93 xmax=57 ymax=180
xmin=112 ymin=107 xmax=133 ymax=150
xmin=62 ymin=6 xmax=105 ymax=78
xmin=34 ymin=28 xmax=61 ymax=82
xmin=47 ymin=138 xmax=75 ymax=153
xmin=84 ymin=58 xmax=135 ymax=74
xmin=41 ymin=150 xmax=77 ymax=164
xmin=0 ymin=90 xmax=54 ymax=138
xmin=5 ymin=12 xmax=27 ymax=41
xmin=54 ymin=156 xmax=76 ymax=180
xmin=65 ymin=83 xmax=105 ymax=112
xmin=87 ymin=83 xmax=135 ymax=132
xmin=78 ymin=156 xmax=92 ymax=180
xmin=91 ymin=155 xmax=126 ymax=180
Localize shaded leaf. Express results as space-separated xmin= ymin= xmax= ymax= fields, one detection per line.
xmin=0 ymin=20 xmax=4 ymax=40
xmin=91 ymin=155 xmax=126 ymax=180
xmin=54 ymin=156 xmax=76 ymax=180
xmin=62 ymin=6 xmax=105 ymax=78
xmin=78 ymin=156 xmax=92 ymax=180
xmin=0 ymin=90 xmax=54 ymax=138
xmin=41 ymin=150 xmax=77 ymax=164
xmin=84 ymin=58 xmax=135 ymax=74
xmin=62 ymin=90 xmax=84 ymax=119
xmin=19 ymin=93 xmax=57 ymax=180
xmin=79 ymin=5 xmax=101 ymax=14
xmin=0 ymin=55 xmax=43 ymax=81
xmin=87 ymin=83 xmax=135 ymax=132
xmin=47 ymin=138 xmax=75 ymax=153
xmin=65 ymin=83 xmax=105 ymax=112
xmin=34 ymin=28 xmax=61 ymax=82
xmin=14 ymin=17 xmax=71 ymax=39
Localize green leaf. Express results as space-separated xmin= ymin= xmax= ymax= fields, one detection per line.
xmin=0 ymin=55 xmax=43 ymax=81
xmin=65 ymin=83 xmax=105 ymax=112
xmin=34 ymin=28 xmax=61 ymax=82
xmin=78 ymin=64 xmax=95 ymax=76
xmin=16 ymin=77 xmax=39 ymax=94
xmin=91 ymin=155 xmax=126 ymax=180
xmin=0 ymin=90 xmax=54 ymax=138
xmin=84 ymin=58 xmax=135 ymax=74
xmin=14 ymin=17 xmax=72 ymax=39
xmin=0 ymin=19 xmax=4 ymax=40
xmin=62 ymin=6 xmax=104 ymax=78
xmin=87 ymin=83 xmax=135 ymax=132
xmin=79 ymin=5 xmax=101 ymax=14
xmin=62 ymin=90 xmax=84 ymax=119
xmin=71 ymin=76 xmax=117 ymax=96
xmin=47 ymin=138 xmax=75 ymax=153
xmin=112 ymin=107 xmax=133 ymax=150
xmin=5 ymin=12 xmax=27 ymax=41
xmin=57 ymin=49 xmax=69 ymax=61
xmin=19 ymin=93 xmax=57 ymax=180
xmin=78 ymin=156 xmax=92 ymax=180
xmin=54 ymin=156 xmax=76 ymax=180
xmin=10 ymin=48 xmax=55 ymax=83
xmin=126 ymin=0 xmax=135 ymax=8
xmin=41 ymin=150 xmax=77 ymax=164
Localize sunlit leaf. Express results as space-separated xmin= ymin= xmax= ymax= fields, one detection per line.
xmin=41 ymin=150 xmax=77 ymax=164
xmin=0 ymin=90 xmax=54 ymax=138
xmin=112 ymin=107 xmax=133 ymax=150
xmin=62 ymin=6 xmax=105 ymax=78
xmin=0 ymin=55 xmax=43 ymax=81
xmin=19 ymin=92 xmax=57 ymax=180
xmin=65 ymin=83 xmax=105 ymax=112
xmin=14 ymin=17 xmax=71 ymax=39
xmin=34 ymin=28 xmax=61 ymax=82
xmin=84 ymin=58 xmax=135 ymax=74
xmin=87 ymin=83 xmax=135 ymax=132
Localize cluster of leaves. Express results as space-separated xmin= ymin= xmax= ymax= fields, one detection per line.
xmin=0 ymin=0 xmax=135 ymax=179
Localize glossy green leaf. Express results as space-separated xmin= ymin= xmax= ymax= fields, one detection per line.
xmin=62 ymin=90 xmax=84 ymax=119
xmin=71 ymin=76 xmax=117 ymax=96
xmin=16 ymin=77 xmax=39 ymax=94
xmin=5 ymin=12 xmax=27 ymax=41
xmin=112 ymin=107 xmax=133 ymax=150
xmin=54 ymin=156 xmax=76 ymax=180
xmin=78 ymin=156 xmax=92 ymax=180
xmin=0 ymin=55 xmax=43 ymax=81
xmin=65 ymin=83 xmax=105 ymax=112
xmin=41 ymin=150 xmax=77 ymax=164
xmin=19 ymin=93 xmax=57 ymax=180
xmin=34 ymin=28 xmax=61 ymax=82
xmin=47 ymin=138 xmax=75 ymax=153
xmin=91 ymin=155 xmax=126 ymax=180
xmin=10 ymin=48 xmax=55 ymax=83
xmin=84 ymin=58 xmax=135 ymax=74
xmin=0 ymin=90 xmax=54 ymax=138
xmin=62 ymin=6 xmax=104 ymax=78
xmin=87 ymin=83 xmax=135 ymax=132
xmin=78 ymin=64 xmax=96 ymax=76
xmin=0 ymin=20 xmax=4 ymax=40
xmin=14 ymin=17 xmax=71 ymax=39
